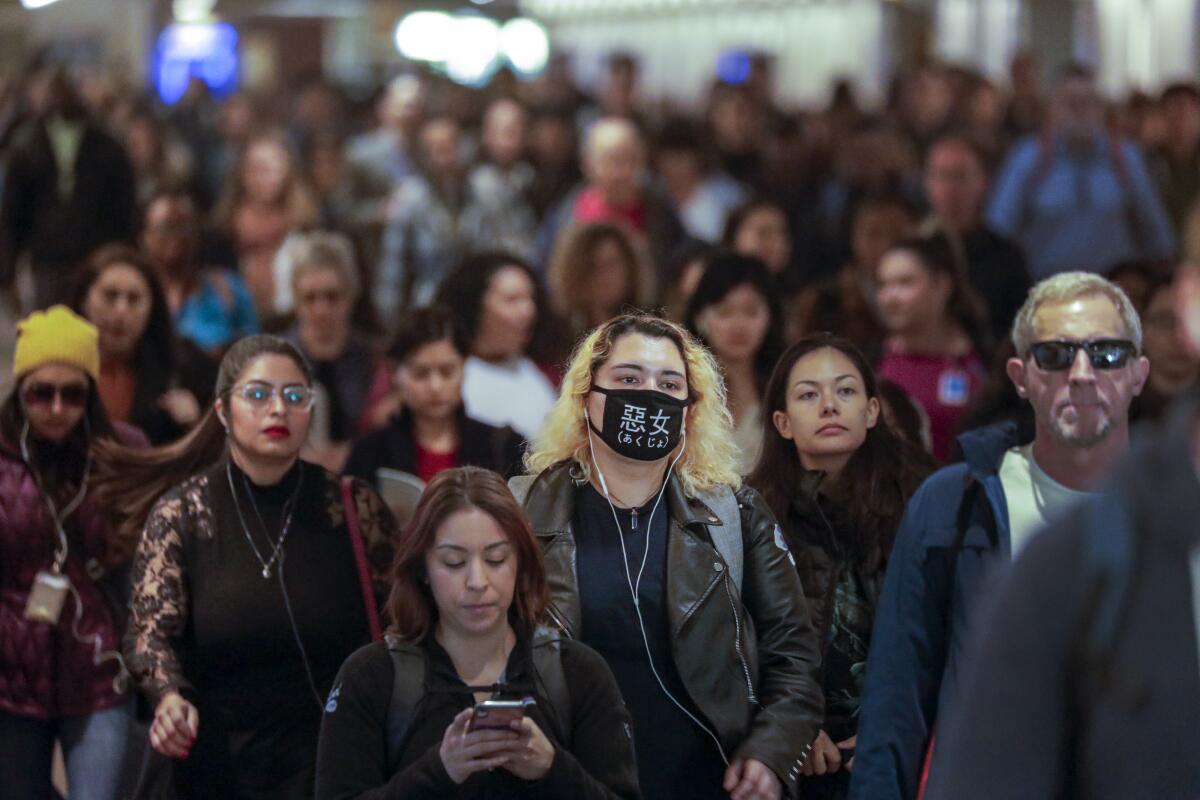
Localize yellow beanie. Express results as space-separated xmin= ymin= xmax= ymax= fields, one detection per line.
xmin=13 ymin=305 xmax=100 ymax=382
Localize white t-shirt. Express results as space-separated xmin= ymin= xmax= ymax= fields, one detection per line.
xmin=999 ymin=444 xmax=1099 ymax=557
xmin=462 ymin=355 xmax=558 ymax=440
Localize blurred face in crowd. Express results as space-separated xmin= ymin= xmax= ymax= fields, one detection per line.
xmin=82 ymin=263 xmax=153 ymax=362
xmin=1007 ymin=293 xmax=1149 ymax=449
xmin=876 ymin=248 xmax=951 ymax=336
xmin=425 ymin=507 xmax=516 ymax=639
xmin=709 ymin=88 xmax=758 ymax=151
xmin=903 ymin=68 xmax=953 ymax=133
xmin=852 ymin=203 xmax=915 ymax=275
xmin=584 ymin=119 xmax=644 ymax=207
xmin=482 ymin=99 xmax=526 ymax=168
xmin=732 ymin=206 xmax=791 ymax=276
xmin=219 ymin=93 xmax=256 ymax=143
xmin=218 ymin=354 xmax=313 ymax=463
xmin=655 ymin=147 xmax=702 ymax=196
xmin=21 ymin=365 xmax=90 ymax=443
xmin=1142 ymin=283 xmax=1199 ymax=395
xmin=968 ymin=81 xmax=1004 ymax=130
xmin=772 ymin=347 xmax=879 ymax=473
xmin=529 ymin=115 xmax=574 ymax=169
xmin=307 ymin=139 xmax=344 ymax=196
xmin=380 ymin=75 xmax=426 ymax=132
xmin=475 ymin=266 xmax=537 ymax=360
xmin=586 ymin=235 xmax=635 ymax=321
xmin=124 ymin=115 xmax=160 ymax=173
xmin=1162 ymin=90 xmax=1200 ymax=153
xmin=142 ymin=196 xmax=198 ymax=274
xmin=242 ymin=137 xmax=292 ymax=204
xmin=420 ymin=118 xmax=462 ymax=179
xmin=397 ymin=339 xmax=465 ymax=423
xmin=1055 ymin=74 xmax=1104 ymax=145
xmin=925 ymin=139 xmax=987 ymax=233
xmin=695 ymin=283 xmax=771 ymax=365
xmin=293 ymin=265 xmax=352 ymax=344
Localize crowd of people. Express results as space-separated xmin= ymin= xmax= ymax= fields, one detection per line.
xmin=1 ymin=43 xmax=1200 ymax=800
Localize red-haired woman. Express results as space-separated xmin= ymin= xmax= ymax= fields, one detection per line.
xmin=314 ymin=467 xmax=641 ymax=799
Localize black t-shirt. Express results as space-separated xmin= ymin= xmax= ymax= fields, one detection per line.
xmin=572 ymin=482 xmax=728 ymax=800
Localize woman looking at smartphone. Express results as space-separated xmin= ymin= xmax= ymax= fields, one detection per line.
xmin=314 ymin=466 xmax=640 ymax=800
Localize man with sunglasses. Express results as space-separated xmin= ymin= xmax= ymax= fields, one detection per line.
xmin=850 ymin=272 xmax=1149 ymax=800
xmin=923 ymin=281 xmax=1200 ymax=798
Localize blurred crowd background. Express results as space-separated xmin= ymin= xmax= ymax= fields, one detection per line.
xmin=1 ymin=0 xmax=1198 ymax=457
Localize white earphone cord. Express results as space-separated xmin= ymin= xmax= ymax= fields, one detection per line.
xmin=585 ymin=420 xmax=731 ymax=766
xmin=20 ymin=418 xmax=130 ymax=694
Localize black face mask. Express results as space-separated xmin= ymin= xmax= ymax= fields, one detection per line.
xmin=588 ymin=386 xmax=687 ymax=461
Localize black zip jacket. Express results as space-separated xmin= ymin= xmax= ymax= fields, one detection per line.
xmin=513 ymin=462 xmax=824 ymax=797
xmin=314 ymin=630 xmax=640 ymax=799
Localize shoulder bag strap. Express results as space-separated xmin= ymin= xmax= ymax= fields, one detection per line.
xmin=342 ymin=476 xmax=383 ymax=641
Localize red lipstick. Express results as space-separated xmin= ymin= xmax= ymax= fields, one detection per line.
xmin=263 ymin=425 xmax=290 ymax=439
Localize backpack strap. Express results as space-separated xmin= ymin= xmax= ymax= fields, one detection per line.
xmin=385 ymin=634 xmax=428 ymax=771
xmin=702 ymin=485 xmax=744 ymax=594
xmin=530 ymin=626 xmax=573 ymax=748
xmin=384 ymin=629 xmax=574 ymax=768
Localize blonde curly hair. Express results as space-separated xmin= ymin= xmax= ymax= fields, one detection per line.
xmin=524 ymin=313 xmax=742 ymax=494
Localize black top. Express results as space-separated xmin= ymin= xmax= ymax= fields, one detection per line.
xmin=343 ymin=409 xmax=526 ymax=484
xmin=572 ymin=483 xmax=727 ymax=800
xmin=314 ymin=632 xmax=641 ymax=800
xmin=125 ymin=457 xmax=396 ymax=799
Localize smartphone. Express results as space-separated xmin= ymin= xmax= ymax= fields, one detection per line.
xmin=467 ymin=698 xmax=534 ymax=732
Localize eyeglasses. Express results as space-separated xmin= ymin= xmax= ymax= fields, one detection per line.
xmin=23 ymin=383 xmax=88 ymax=408
xmin=1027 ymin=339 xmax=1138 ymax=372
xmin=233 ymin=382 xmax=314 ymax=410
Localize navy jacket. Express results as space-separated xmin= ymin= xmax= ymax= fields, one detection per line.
xmin=848 ymin=423 xmax=1021 ymax=800
xmin=926 ymin=395 xmax=1200 ymax=799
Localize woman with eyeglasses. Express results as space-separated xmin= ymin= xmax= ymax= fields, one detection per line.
xmin=0 ymin=307 xmax=148 ymax=800
xmin=93 ymin=334 xmax=399 ymax=799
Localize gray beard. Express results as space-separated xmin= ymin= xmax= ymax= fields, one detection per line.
xmin=1049 ymin=413 xmax=1114 ymax=449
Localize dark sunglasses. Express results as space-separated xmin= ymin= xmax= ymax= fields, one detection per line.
xmin=23 ymin=383 xmax=89 ymax=408
xmin=1027 ymin=339 xmax=1138 ymax=372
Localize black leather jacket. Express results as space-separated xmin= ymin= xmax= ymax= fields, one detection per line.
xmin=513 ymin=462 xmax=824 ymax=797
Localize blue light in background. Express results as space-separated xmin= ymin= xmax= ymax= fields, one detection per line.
xmin=153 ymin=22 xmax=239 ymax=105
xmin=716 ymin=49 xmax=752 ymax=85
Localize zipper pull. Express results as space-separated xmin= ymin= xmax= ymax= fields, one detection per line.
xmin=631 ymin=507 xmax=638 ymax=531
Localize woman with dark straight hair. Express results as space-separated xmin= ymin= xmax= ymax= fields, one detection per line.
xmin=95 ymin=334 xmax=398 ymax=799
xmin=748 ymin=333 xmax=936 ymax=800
xmin=685 ymin=252 xmax=785 ymax=474
xmin=875 ymin=235 xmax=989 ymax=461
xmin=315 ymin=466 xmax=640 ymax=799
xmin=71 ymin=243 xmax=216 ymax=445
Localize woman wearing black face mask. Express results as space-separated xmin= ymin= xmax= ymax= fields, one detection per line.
xmin=511 ymin=313 xmax=823 ymax=800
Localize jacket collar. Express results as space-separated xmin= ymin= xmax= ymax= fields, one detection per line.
xmin=523 ymin=459 xmax=723 ymax=537
xmin=957 ymin=421 xmax=1025 ymax=481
